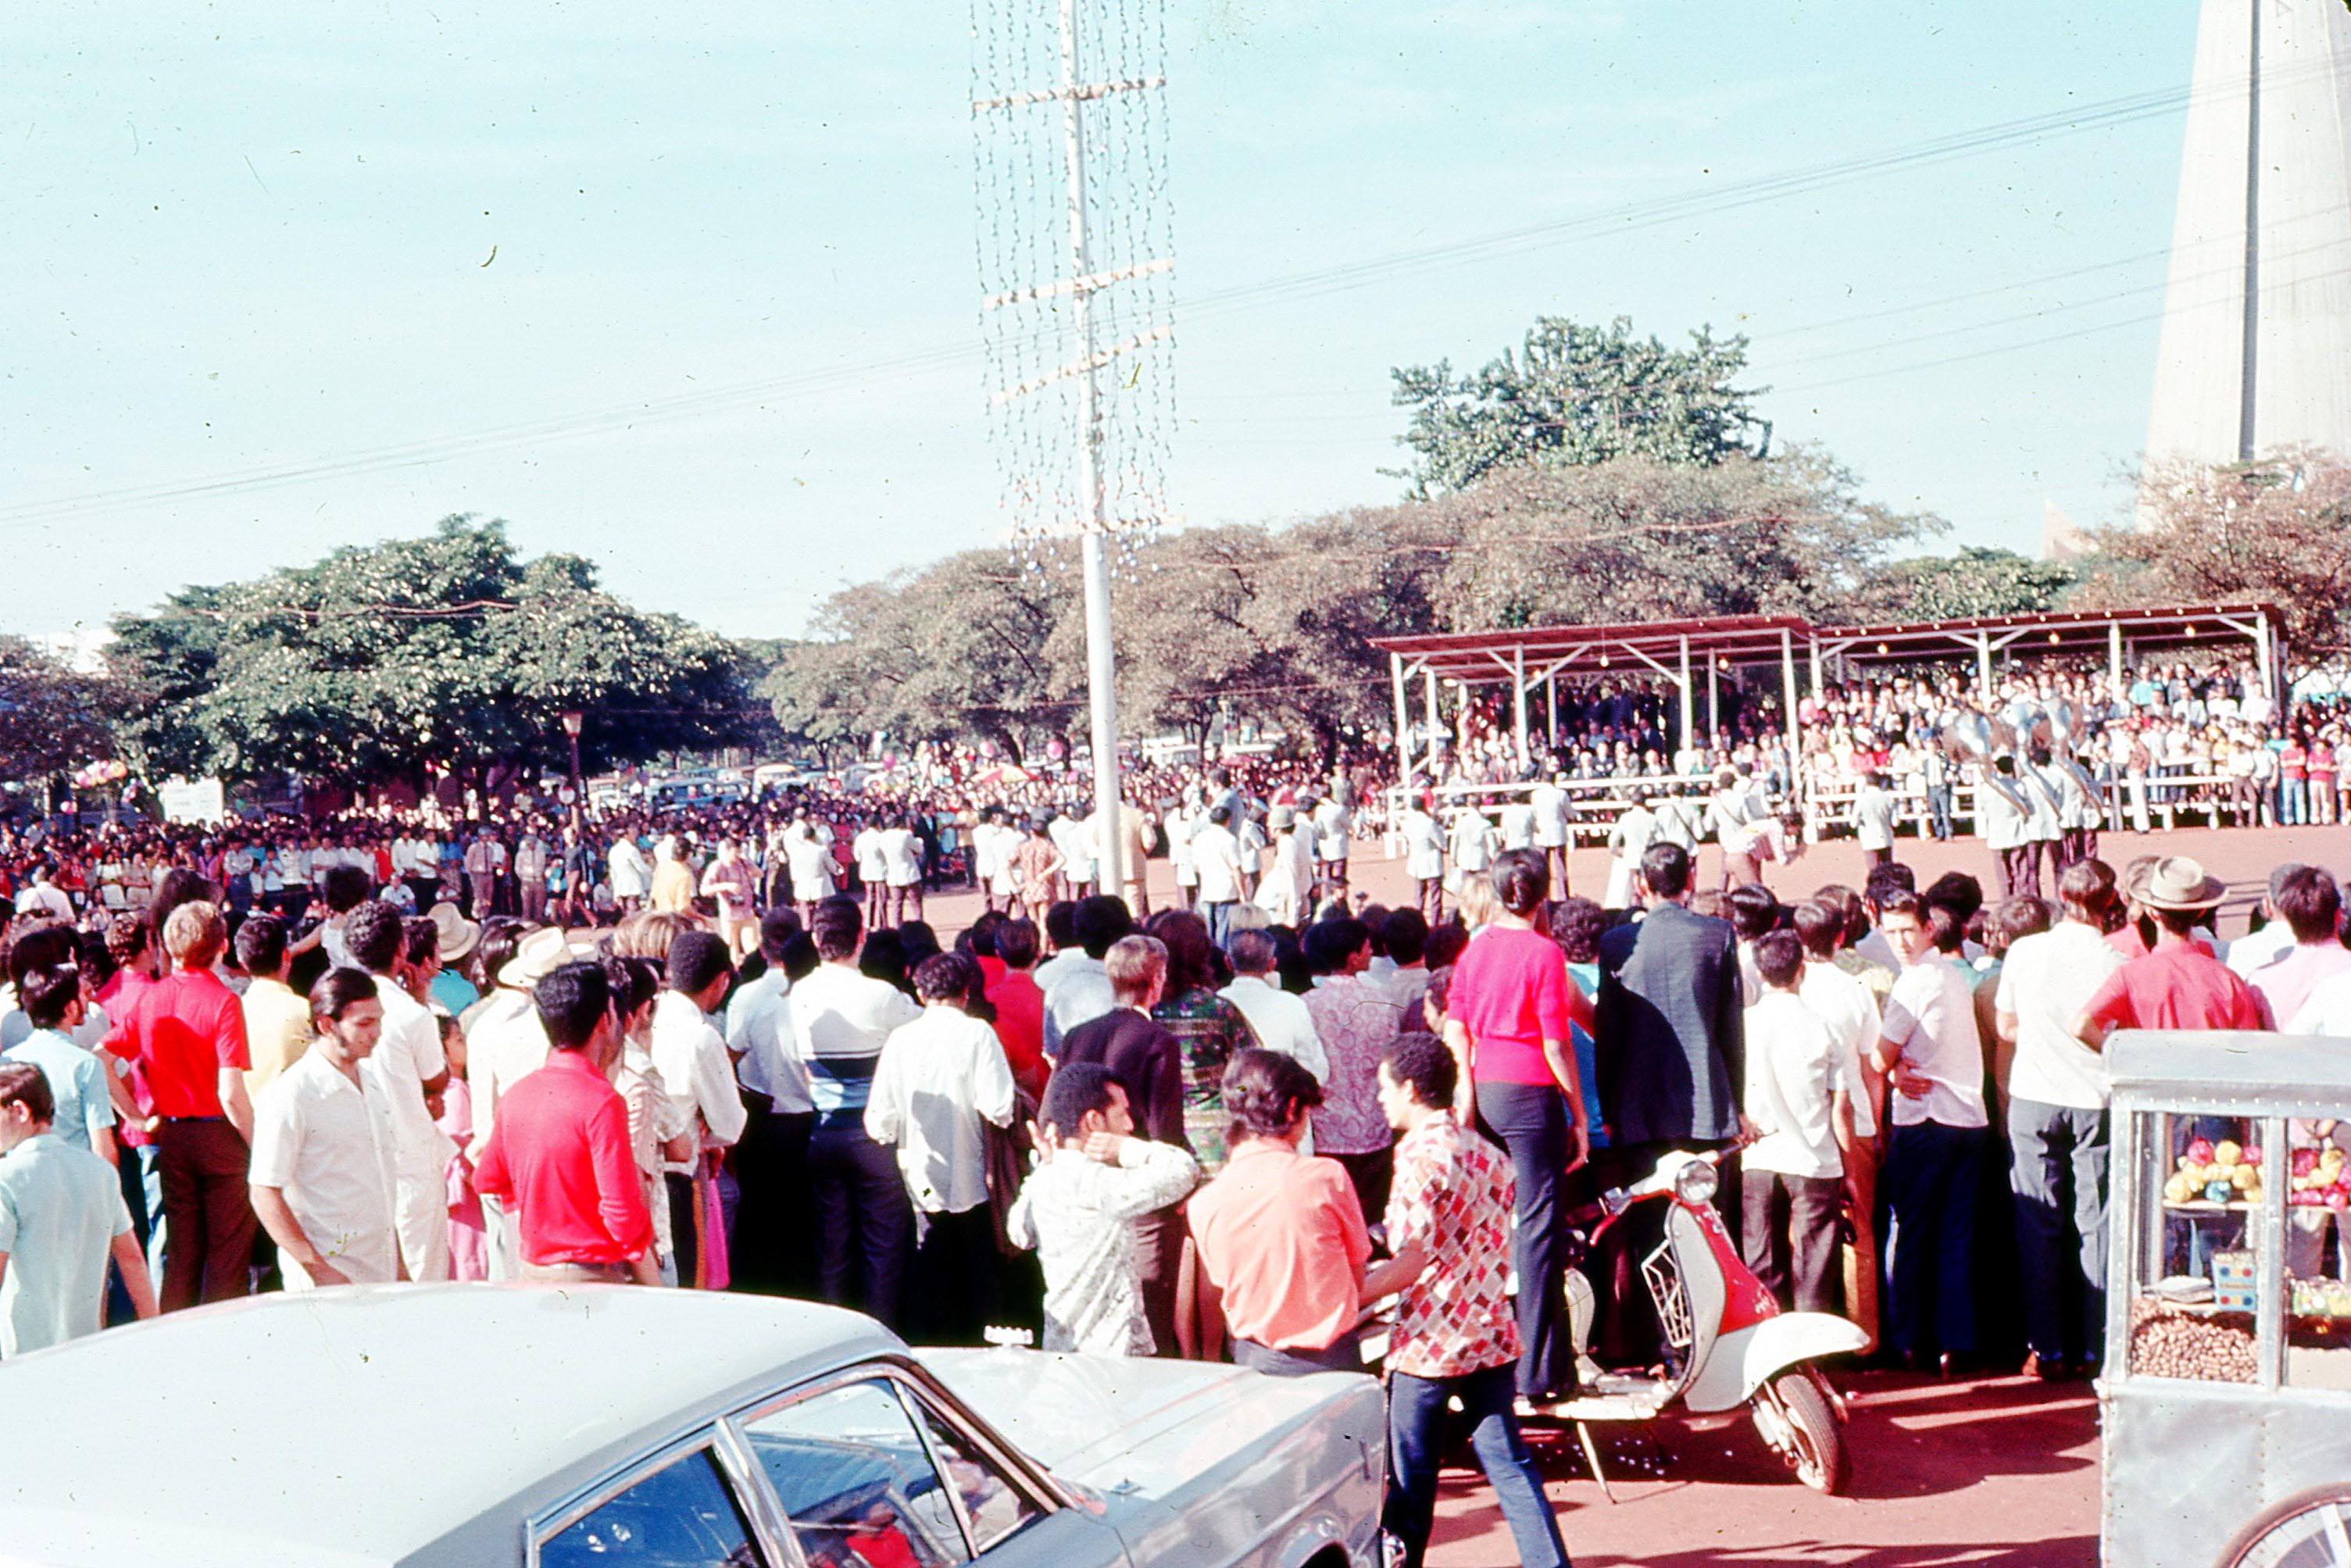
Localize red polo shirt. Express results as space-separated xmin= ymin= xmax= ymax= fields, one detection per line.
xmin=105 ymin=969 xmax=248 ymax=1119
xmin=2084 ymin=939 xmax=2264 ymax=1034
xmin=473 ymin=1049 xmax=653 ymax=1267
xmin=984 ymin=968 xmax=1048 ymax=1099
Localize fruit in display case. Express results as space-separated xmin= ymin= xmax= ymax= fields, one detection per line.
xmin=2290 ymin=1278 xmax=2351 ymax=1320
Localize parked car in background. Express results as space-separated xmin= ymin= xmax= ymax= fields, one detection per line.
xmin=0 ymin=1287 xmax=1384 ymax=1568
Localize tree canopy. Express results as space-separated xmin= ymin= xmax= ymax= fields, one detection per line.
xmin=1860 ymin=545 xmax=2078 ymax=623
xmin=2078 ymin=448 xmax=2351 ymax=648
xmin=107 ymin=516 xmax=760 ymax=786
xmin=0 ymin=638 xmax=121 ymax=784
xmin=1389 ymin=315 xmax=1771 ymax=496
xmin=763 ymin=448 xmax=1938 ymax=761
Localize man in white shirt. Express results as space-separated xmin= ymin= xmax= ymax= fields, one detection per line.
xmin=1530 ymin=774 xmax=1572 ymax=894
xmin=12 ymin=868 xmax=70 ymax=924
xmin=1189 ymin=804 xmax=1245 ymax=949
xmin=248 ymin=970 xmax=401 ymax=1289
xmin=1313 ymin=789 xmax=1352 ymax=902
xmin=608 ymin=833 xmax=652 ymax=914
xmin=852 ymin=816 xmax=890 ymax=927
xmin=1792 ymin=897 xmax=1885 ymax=1341
xmin=1402 ymin=795 xmax=1446 ymax=923
xmin=880 ymin=813 xmax=927 ymax=925
xmin=1740 ymin=931 xmax=1851 ymax=1314
xmin=1006 ymin=1062 xmax=1199 ymax=1355
xmin=1496 ymin=794 xmax=1536 ymax=855
xmin=1994 ymin=859 xmax=2127 ymax=1376
xmin=1216 ymin=929 xmax=1327 ymax=1084
xmin=1051 ymin=809 xmax=1095 ymax=898
xmin=865 ymin=951 xmax=1017 ymax=1345
xmin=1978 ymin=758 xmax=2035 ymax=899
xmin=1850 ymin=772 xmax=1898 ymax=866
xmin=2227 ymin=865 xmax=2304 ymax=984
xmin=790 ymin=900 xmax=922 ymax=1327
xmin=1874 ymin=891 xmax=1991 ymax=1370
xmin=1042 ymin=896 xmax=1131 ymax=1058
xmin=783 ymin=815 xmax=838 ymax=917
xmin=726 ymin=908 xmax=812 ymax=1297
xmin=650 ymin=931 xmax=749 ymax=1288
xmin=345 ymin=902 xmax=456 ymax=1283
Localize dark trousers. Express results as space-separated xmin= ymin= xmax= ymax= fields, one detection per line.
xmin=730 ymin=1103 xmax=814 ymax=1298
xmin=1741 ymin=1168 xmax=1843 ymax=1315
xmin=1385 ymin=1362 xmax=1571 ymax=1568
xmin=907 ymin=1205 xmax=999 ymax=1347
xmin=1926 ymin=784 xmax=1953 ymax=840
xmin=1997 ymin=846 xmax=2037 ymax=900
xmin=1885 ymin=1121 xmax=1985 ymax=1359
xmin=108 ymin=1141 xmax=155 ymax=1326
xmin=1232 ymin=1329 xmax=1363 ymax=1377
xmin=2008 ymin=1099 xmax=2109 ymax=1366
xmin=665 ymin=1172 xmax=700 ymax=1286
xmin=808 ymin=1126 xmax=913 ymax=1330
xmin=1329 ymin=1145 xmax=1395 ymax=1234
xmin=1200 ymin=900 xmax=1236 ymax=948
xmin=1476 ymin=1080 xmax=1576 ymax=1400
xmin=1134 ymin=1205 xmax=1186 ymax=1357
xmin=156 ymin=1118 xmax=257 ymax=1312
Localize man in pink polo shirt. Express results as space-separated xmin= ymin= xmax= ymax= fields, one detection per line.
xmin=1188 ymin=1048 xmax=1370 ymax=1374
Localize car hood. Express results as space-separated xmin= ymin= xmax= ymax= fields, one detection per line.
xmin=920 ymin=1348 xmax=1375 ymax=1501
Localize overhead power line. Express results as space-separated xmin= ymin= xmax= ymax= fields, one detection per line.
xmin=8 ymin=60 xmax=2336 ymax=528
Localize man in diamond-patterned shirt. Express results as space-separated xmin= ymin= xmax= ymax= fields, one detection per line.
xmin=1365 ymin=1033 xmax=1571 ymax=1568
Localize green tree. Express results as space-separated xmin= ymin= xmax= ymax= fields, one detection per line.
xmin=107 ymin=516 xmax=759 ymax=787
xmin=761 ymin=547 xmax=1076 ymax=761
xmin=1859 ymin=545 xmax=2078 ymax=622
xmin=2079 ymin=448 xmax=2351 ymax=646
xmin=1390 ymin=315 xmax=1770 ymax=496
xmin=0 ymin=638 xmax=121 ymax=782
xmin=1417 ymin=449 xmax=1935 ymax=630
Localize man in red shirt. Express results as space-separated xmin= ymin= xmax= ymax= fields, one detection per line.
xmin=105 ymin=901 xmax=255 ymax=1311
xmin=473 ymin=962 xmax=659 ymax=1284
xmin=2075 ymin=857 xmax=2264 ymax=1047
xmin=984 ymin=919 xmax=1049 ymax=1100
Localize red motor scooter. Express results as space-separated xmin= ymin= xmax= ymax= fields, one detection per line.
xmin=1531 ymin=1146 xmax=1864 ymax=1497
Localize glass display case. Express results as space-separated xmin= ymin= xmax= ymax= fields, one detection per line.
xmin=2105 ymin=1033 xmax=2351 ymax=1568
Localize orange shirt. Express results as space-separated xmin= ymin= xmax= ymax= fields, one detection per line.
xmin=1187 ymin=1140 xmax=1370 ymax=1352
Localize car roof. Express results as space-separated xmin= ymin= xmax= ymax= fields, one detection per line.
xmin=0 ymin=1284 xmax=900 ymax=1566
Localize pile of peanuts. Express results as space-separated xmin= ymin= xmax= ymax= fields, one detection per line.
xmin=2130 ymin=1298 xmax=2258 ymax=1382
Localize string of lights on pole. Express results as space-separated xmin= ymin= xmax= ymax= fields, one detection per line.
xmin=970 ymin=0 xmax=1176 ymax=890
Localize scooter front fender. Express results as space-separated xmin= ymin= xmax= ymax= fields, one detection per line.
xmin=1681 ymin=1312 xmax=1870 ymax=1413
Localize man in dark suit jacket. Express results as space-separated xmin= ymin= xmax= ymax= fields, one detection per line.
xmin=1592 ymin=841 xmax=1748 ymax=1363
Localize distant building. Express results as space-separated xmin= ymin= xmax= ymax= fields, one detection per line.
xmin=2142 ymin=0 xmax=2351 ymax=499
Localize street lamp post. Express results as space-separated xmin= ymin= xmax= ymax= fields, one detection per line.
xmin=560 ymin=711 xmax=584 ymax=816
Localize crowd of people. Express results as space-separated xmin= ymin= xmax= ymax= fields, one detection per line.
xmin=1428 ymin=653 xmax=2351 ymax=837
xmin=5 ymin=652 xmax=2351 ymax=1563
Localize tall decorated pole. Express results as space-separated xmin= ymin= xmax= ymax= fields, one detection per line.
xmin=973 ymin=0 xmax=1176 ymax=895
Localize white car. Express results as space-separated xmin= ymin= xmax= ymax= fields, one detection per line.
xmin=0 ymin=1286 xmax=1385 ymax=1568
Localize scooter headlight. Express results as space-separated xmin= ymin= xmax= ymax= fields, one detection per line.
xmin=1674 ymin=1159 xmax=1720 ymax=1205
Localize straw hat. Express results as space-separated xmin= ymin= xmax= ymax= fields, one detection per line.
xmin=498 ymin=927 xmax=580 ymax=989
xmin=427 ymin=902 xmax=480 ymax=964
xmin=2138 ymin=855 xmax=2228 ymax=912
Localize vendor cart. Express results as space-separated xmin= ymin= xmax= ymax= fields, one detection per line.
xmin=2106 ymin=1030 xmax=2351 ymax=1567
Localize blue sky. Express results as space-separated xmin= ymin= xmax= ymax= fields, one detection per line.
xmin=4 ymin=1 xmax=2196 ymax=644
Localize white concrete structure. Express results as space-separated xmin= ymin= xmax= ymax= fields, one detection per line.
xmin=2143 ymin=0 xmax=2351 ymax=482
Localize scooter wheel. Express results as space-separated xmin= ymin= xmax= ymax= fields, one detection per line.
xmin=1756 ymin=1371 xmax=1849 ymax=1495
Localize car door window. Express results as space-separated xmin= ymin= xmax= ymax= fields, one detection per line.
xmin=540 ymin=1446 xmax=760 ymax=1568
xmin=741 ymin=1379 xmax=971 ymax=1568
xmin=899 ymin=1391 xmax=1042 ymax=1555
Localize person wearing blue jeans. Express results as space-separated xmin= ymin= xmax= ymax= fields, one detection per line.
xmin=1367 ymin=1034 xmax=1571 ymax=1568
xmin=1873 ymin=894 xmax=1994 ymax=1371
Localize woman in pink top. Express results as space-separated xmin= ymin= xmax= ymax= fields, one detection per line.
xmin=1441 ymin=848 xmax=1595 ymax=1403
